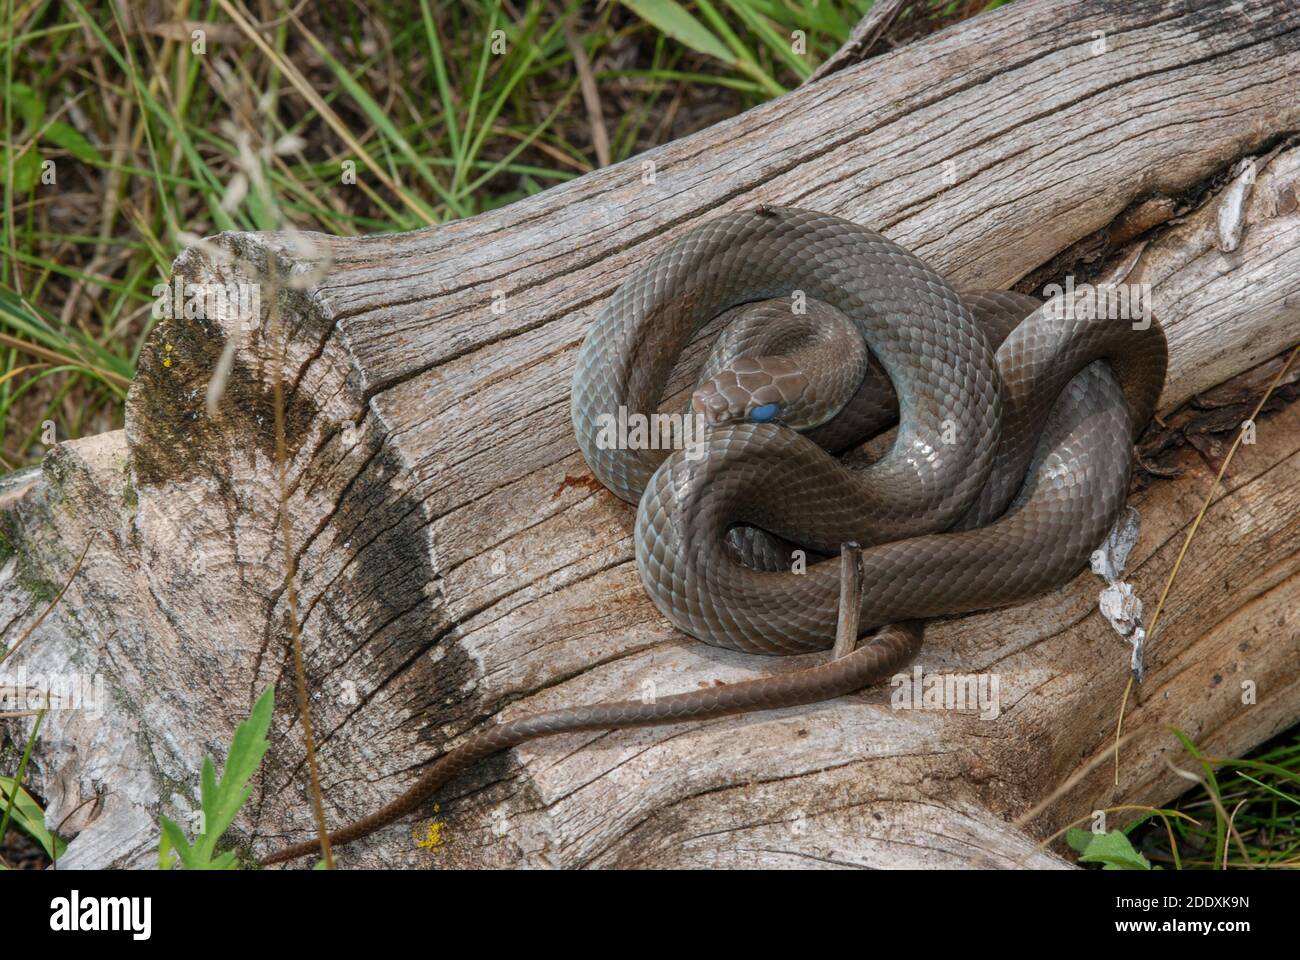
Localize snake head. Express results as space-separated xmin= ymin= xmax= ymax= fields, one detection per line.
xmin=691 ymin=356 xmax=806 ymax=426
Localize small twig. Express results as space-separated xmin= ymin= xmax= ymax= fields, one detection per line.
xmin=0 ymin=532 xmax=96 ymax=671
xmin=1164 ymin=757 xmax=1255 ymax=869
xmin=559 ymin=7 xmax=609 ymax=168
xmin=0 ymin=334 xmax=131 ymax=389
xmin=832 ymin=542 xmax=864 ymax=659
xmin=1015 ymin=728 xmax=1141 ymax=828
xmin=1113 ymin=673 xmax=1134 ymax=786
xmin=1224 ymin=799 xmax=1250 ymax=870
xmin=267 ymin=256 xmax=334 ymax=870
xmin=0 ymin=363 xmax=50 ymax=389
xmin=49 ymin=791 xmax=103 ymax=870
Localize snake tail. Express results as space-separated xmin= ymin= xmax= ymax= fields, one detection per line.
xmin=258 ymin=621 xmax=922 ymax=865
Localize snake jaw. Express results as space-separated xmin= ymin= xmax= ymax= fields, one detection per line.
xmin=691 ymin=374 xmax=750 ymax=425
xmin=692 ymin=355 xmax=815 ymax=428
xmin=691 ymin=383 xmax=740 ymax=424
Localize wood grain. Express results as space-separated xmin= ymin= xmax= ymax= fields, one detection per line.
xmin=1 ymin=0 xmax=1297 ymax=868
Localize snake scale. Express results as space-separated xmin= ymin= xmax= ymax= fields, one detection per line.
xmin=262 ymin=206 xmax=1167 ymax=865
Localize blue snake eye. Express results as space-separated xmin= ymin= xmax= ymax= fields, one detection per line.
xmin=749 ymin=403 xmax=780 ymax=423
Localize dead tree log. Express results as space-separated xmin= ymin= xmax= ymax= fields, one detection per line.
xmin=2 ymin=0 xmax=1298 ymax=869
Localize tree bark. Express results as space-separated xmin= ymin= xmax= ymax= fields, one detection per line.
xmin=2 ymin=0 xmax=1298 ymax=869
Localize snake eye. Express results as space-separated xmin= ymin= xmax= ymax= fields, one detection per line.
xmin=749 ymin=403 xmax=780 ymax=423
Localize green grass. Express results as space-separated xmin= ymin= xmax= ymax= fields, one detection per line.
xmin=1131 ymin=728 xmax=1300 ymax=869
xmin=1047 ymin=726 xmax=1300 ymax=870
xmin=0 ymin=0 xmax=908 ymax=467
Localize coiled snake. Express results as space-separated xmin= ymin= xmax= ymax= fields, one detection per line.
xmin=262 ymin=207 xmax=1167 ymax=864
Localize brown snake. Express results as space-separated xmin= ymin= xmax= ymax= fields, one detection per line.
xmin=261 ymin=207 xmax=1167 ymax=865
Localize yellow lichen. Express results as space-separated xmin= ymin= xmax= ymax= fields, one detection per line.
xmin=413 ymin=803 xmax=445 ymax=851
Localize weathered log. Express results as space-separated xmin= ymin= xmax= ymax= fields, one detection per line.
xmin=2 ymin=0 xmax=1298 ymax=869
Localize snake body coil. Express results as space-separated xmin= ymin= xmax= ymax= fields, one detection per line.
xmin=262 ymin=207 xmax=1167 ymax=865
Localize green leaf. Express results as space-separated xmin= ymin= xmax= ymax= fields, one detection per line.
xmin=1065 ymin=828 xmax=1092 ymax=854
xmin=7 ymin=83 xmax=44 ymax=131
xmin=158 ymin=815 xmax=194 ymax=870
xmin=159 ymin=686 xmax=273 ymax=869
xmin=158 ymin=820 xmax=174 ymax=869
xmin=195 ymin=686 xmax=273 ymax=862
xmin=43 ymin=121 xmax=104 ymax=164
xmin=1 ymin=149 xmax=42 ymax=192
xmin=1067 ymin=828 xmax=1151 ymax=870
xmin=621 ymin=0 xmax=737 ymax=66
xmin=0 ymin=776 xmax=67 ymax=860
